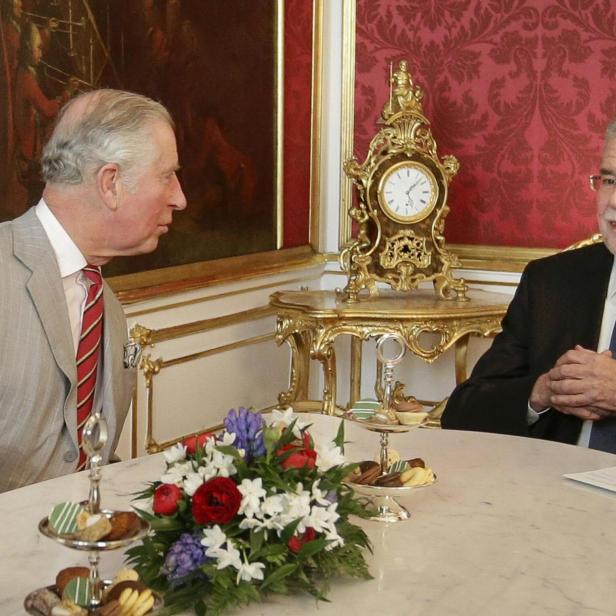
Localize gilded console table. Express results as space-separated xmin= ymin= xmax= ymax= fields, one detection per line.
xmin=270 ymin=288 xmax=511 ymax=415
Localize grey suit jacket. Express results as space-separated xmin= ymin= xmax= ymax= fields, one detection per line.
xmin=0 ymin=208 xmax=135 ymax=492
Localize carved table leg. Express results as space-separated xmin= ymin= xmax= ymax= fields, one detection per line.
xmin=350 ymin=336 xmax=362 ymax=407
xmin=278 ymin=331 xmax=311 ymax=406
xmin=313 ymin=344 xmax=337 ymax=415
xmin=454 ymin=334 xmax=470 ymax=384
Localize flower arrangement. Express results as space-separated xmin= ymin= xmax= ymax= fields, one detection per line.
xmin=127 ymin=408 xmax=373 ymax=615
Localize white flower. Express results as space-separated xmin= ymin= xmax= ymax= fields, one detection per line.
xmin=260 ymin=494 xmax=284 ymax=518
xmin=218 ymin=432 xmax=237 ymax=447
xmin=201 ymin=525 xmax=227 ymax=551
xmin=183 ymin=472 xmax=204 ymax=496
xmin=238 ymin=478 xmax=267 ymax=518
xmin=160 ymin=461 xmax=193 ymax=486
xmin=210 ymin=449 xmax=237 ymax=477
xmin=211 ymin=540 xmax=242 ymax=570
xmin=315 ymin=441 xmax=345 ymax=472
xmin=163 ymin=443 xmax=186 ymax=464
xmin=306 ymin=502 xmax=339 ymax=533
xmin=270 ymin=408 xmax=307 ymax=437
xmin=236 ymin=557 xmax=265 ymax=583
xmin=310 ymin=481 xmax=331 ymax=507
xmin=238 ymin=517 xmax=264 ymax=531
xmin=324 ymin=528 xmax=344 ymax=550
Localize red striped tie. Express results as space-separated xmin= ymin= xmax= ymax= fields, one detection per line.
xmin=75 ymin=265 xmax=104 ymax=470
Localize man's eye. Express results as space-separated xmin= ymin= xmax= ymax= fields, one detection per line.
xmin=602 ymin=176 xmax=616 ymax=186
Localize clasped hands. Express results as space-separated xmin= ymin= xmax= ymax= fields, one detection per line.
xmin=530 ymin=345 xmax=616 ymax=421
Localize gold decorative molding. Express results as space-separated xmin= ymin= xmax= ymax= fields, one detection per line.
xmin=111 ymin=246 xmax=325 ymax=305
xmin=339 ymin=0 xmax=357 ymax=248
xmin=142 ymin=334 xmax=275 ymax=454
xmin=310 ymin=0 xmax=324 ymax=251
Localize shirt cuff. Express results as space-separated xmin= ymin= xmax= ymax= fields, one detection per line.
xmin=527 ymin=402 xmax=549 ymax=425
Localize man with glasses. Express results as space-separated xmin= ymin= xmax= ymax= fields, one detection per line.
xmin=441 ymin=120 xmax=616 ymax=452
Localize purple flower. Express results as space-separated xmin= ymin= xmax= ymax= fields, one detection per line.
xmin=224 ymin=407 xmax=266 ymax=460
xmin=162 ymin=533 xmax=207 ymax=582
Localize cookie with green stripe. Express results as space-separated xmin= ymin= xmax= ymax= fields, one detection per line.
xmin=62 ymin=576 xmax=91 ymax=607
xmin=48 ymin=501 xmax=83 ymax=535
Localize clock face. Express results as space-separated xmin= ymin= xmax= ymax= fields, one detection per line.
xmin=378 ymin=162 xmax=438 ymax=223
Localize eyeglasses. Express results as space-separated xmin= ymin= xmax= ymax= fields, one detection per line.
xmin=589 ymin=174 xmax=616 ymax=191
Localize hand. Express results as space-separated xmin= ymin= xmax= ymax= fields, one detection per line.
xmin=547 ymin=346 xmax=616 ymax=418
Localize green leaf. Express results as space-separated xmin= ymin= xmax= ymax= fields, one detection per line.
xmin=250 ymin=529 xmax=264 ymax=555
xmin=297 ymin=537 xmax=328 ymax=560
xmin=334 ymin=419 xmax=345 ymax=451
xmin=260 ymin=563 xmax=297 ymax=590
xmin=214 ymin=445 xmax=242 ymax=459
xmin=280 ymin=518 xmax=301 ymax=543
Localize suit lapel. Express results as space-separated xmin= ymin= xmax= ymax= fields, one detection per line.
xmin=569 ymin=244 xmax=613 ymax=350
xmin=13 ymin=209 xmax=76 ymax=386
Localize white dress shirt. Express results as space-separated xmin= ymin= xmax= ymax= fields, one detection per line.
xmin=35 ymin=199 xmax=89 ymax=353
xmin=527 ymin=255 xmax=616 ymax=447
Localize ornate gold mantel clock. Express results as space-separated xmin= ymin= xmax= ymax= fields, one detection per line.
xmin=341 ymin=60 xmax=468 ymax=303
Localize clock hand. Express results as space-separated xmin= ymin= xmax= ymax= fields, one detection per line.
xmin=405 ymin=178 xmax=421 ymax=195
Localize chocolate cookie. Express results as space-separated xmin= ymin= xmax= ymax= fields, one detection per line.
xmin=55 ymin=567 xmax=89 ymax=595
xmin=356 ymin=461 xmax=381 ymax=485
xmin=103 ymin=511 xmax=141 ymax=541
xmin=375 ymin=472 xmax=403 ymax=487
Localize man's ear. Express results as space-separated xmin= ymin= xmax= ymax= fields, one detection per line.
xmin=97 ymin=163 xmax=121 ymax=211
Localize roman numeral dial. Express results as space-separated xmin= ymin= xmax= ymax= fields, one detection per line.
xmin=378 ymin=162 xmax=438 ymax=223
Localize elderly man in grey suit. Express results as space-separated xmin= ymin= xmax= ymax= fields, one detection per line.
xmin=0 ymin=89 xmax=187 ymax=492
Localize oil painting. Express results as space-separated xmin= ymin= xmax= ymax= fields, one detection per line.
xmin=0 ymin=0 xmax=278 ymax=277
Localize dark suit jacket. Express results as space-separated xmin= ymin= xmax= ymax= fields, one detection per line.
xmin=441 ymin=243 xmax=614 ymax=444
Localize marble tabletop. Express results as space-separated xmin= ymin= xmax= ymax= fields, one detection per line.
xmin=3 ymin=413 xmax=616 ymax=616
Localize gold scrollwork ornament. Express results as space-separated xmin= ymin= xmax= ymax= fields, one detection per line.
xmin=342 ymin=59 xmax=467 ymax=302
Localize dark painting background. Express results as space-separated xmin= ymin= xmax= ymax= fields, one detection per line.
xmin=0 ymin=0 xmax=278 ymax=276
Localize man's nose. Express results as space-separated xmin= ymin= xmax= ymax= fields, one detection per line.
xmin=171 ymin=173 xmax=187 ymax=211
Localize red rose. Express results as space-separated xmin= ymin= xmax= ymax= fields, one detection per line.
xmin=153 ymin=483 xmax=183 ymax=516
xmin=182 ymin=432 xmax=216 ymax=455
xmin=288 ymin=527 xmax=317 ymax=553
xmin=276 ymin=432 xmax=317 ymax=470
xmin=192 ymin=477 xmax=242 ymax=525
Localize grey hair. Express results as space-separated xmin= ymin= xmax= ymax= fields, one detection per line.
xmin=41 ymin=89 xmax=174 ymax=188
xmin=606 ymin=118 xmax=616 ymax=141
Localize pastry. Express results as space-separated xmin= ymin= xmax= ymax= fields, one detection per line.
xmin=106 ymin=580 xmax=147 ymax=603
xmin=95 ymin=599 xmax=123 ymax=616
xmin=344 ymin=465 xmax=362 ymax=483
xmin=408 ymin=457 xmax=425 ymax=468
xmin=51 ymin=600 xmax=88 ymax=616
xmin=49 ymin=502 xmax=84 ymax=535
xmin=110 ymin=567 xmax=140 ymax=586
xmin=355 ymin=461 xmax=381 ymax=485
xmin=55 ymin=567 xmax=90 ymax=595
xmin=401 ymin=465 xmax=435 ymax=487
xmin=27 ymin=587 xmax=61 ymax=614
xmin=395 ymin=409 xmax=428 ymax=426
xmin=394 ymin=397 xmax=424 ymax=412
xmin=388 ymin=459 xmax=409 ymax=473
xmin=375 ymin=472 xmax=403 ymax=487
xmin=104 ymin=511 xmax=141 ymax=541
xmin=62 ymin=576 xmax=91 ymax=608
xmin=76 ymin=513 xmax=112 ymax=542
xmin=119 ymin=587 xmax=155 ymax=616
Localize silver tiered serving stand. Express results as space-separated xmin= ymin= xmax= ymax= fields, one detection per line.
xmin=38 ymin=413 xmax=150 ymax=609
xmin=345 ymin=334 xmax=433 ymax=523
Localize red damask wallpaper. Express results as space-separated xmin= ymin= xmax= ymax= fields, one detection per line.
xmin=354 ymin=0 xmax=616 ymax=248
